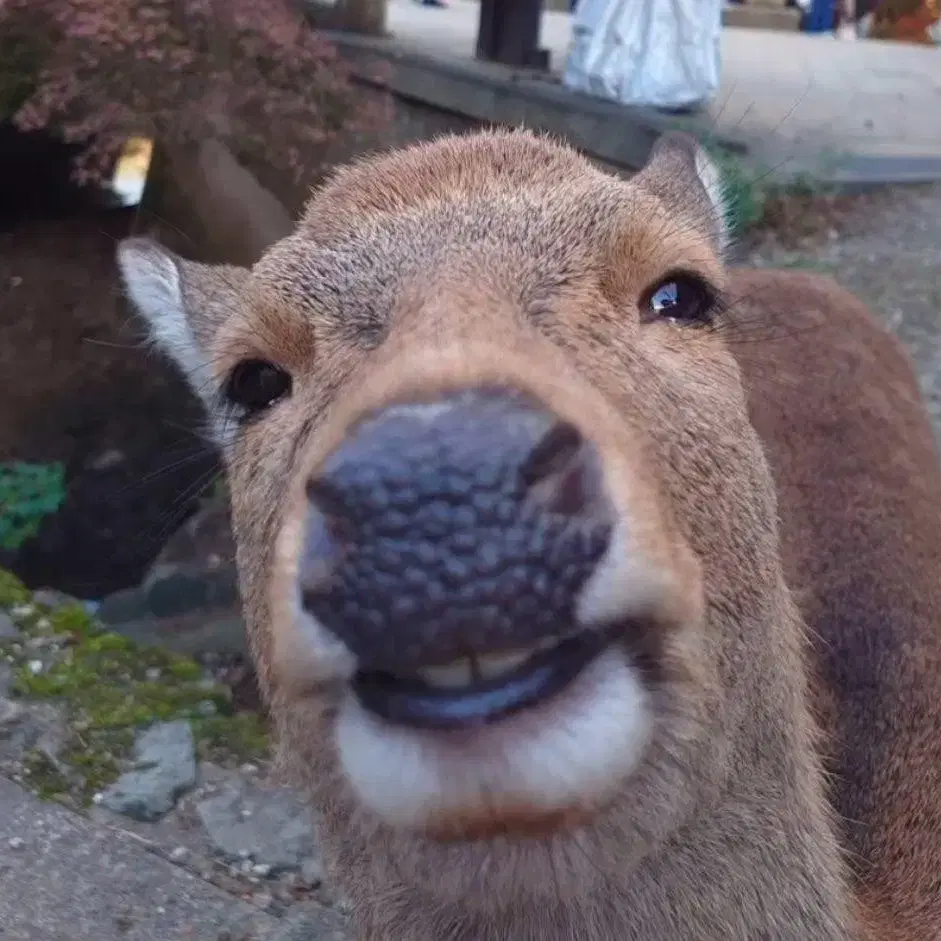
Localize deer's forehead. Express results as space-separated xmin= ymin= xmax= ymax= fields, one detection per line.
xmin=253 ymin=199 xmax=614 ymax=321
xmin=240 ymin=183 xmax=713 ymax=369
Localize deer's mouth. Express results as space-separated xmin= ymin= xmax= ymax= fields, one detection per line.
xmin=351 ymin=630 xmax=611 ymax=730
xmin=333 ymin=638 xmax=652 ymax=837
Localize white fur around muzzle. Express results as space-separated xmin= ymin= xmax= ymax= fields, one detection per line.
xmin=334 ymin=646 xmax=652 ymax=831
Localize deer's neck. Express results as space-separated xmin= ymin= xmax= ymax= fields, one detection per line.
xmin=350 ymin=695 xmax=855 ymax=941
xmin=353 ymin=784 xmax=855 ymax=941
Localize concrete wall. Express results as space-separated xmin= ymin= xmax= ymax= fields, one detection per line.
xmin=135 ymin=87 xmax=481 ymax=265
xmin=241 ymin=84 xmax=480 ymax=221
xmin=134 ymin=30 xmax=742 ymax=266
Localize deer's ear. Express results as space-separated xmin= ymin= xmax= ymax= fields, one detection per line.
xmin=117 ymin=237 xmax=249 ymax=406
xmin=632 ymin=132 xmax=730 ymax=254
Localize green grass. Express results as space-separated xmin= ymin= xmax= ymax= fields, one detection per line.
xmin=699 ymin=135 xmax=845 ymax=242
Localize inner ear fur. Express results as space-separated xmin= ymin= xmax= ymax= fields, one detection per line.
xmin=117 ymin=236 xmax=250 ymax=402
xmin=632 ymin=132 xmax=730 ymax=254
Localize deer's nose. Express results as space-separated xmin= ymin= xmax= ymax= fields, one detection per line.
xmin=298 ymin=387 xmax=614 ymax=726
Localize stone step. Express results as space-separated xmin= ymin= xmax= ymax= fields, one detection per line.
xmin=722 ymin=4 xmax=803 ymax=30
xmin=544 ymin=0 xmax=798 ymax=12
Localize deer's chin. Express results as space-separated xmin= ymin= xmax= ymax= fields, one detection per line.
xmin=333 ymin=645 xmax=653 ymax=839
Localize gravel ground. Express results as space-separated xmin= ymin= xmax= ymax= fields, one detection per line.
xmin=746 ymin=182 xmax=941 ymax=437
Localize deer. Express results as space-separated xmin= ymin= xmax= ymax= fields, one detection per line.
xmin=115 ymin=128 xmax=941 ymax=941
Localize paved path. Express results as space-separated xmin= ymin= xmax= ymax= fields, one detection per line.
xmin=0 ymin=775 xmax=348 ymax=941
xmin=0 ymin=775 xmax=272 ymax=941
xmin=384 ymin=0 xmax=941 ymax=182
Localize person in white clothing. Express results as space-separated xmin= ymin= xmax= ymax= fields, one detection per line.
xmin=563 ymin=0 xmax=723 ymax=113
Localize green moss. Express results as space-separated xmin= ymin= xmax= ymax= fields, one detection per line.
xmin=0 ymin=568 xmax=30 ymax=607
xmin=21 ymin=749 xmax=71 ymax=802
xmin=49 ymin=603 xmax=106 ymax=638
xmin=62 ymin=730 xmax=131 ymax=796
xmin=194 ymin=712 xmax=271 ymax=765
xmin=1 ymin=567 xmax=271 ymax=806
xmin=702 ymin=143 xmax=771 ymax=238
xmin=166 ymin=658 xmax=203 ymax=681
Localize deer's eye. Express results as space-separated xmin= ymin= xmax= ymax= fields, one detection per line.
xmin=642 ymin=274 xmax=716 ymax=327
xmin=224 ymin=359 xmax=292 ymax=414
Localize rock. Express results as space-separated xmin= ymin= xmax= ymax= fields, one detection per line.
xmin=0 ymin=611 xmax=19 ymax=640
xmin=150 ymin=498 xmax=235 ymax=575
xmin=97 ymin=567 xmax=246 ymax=658
xmin=95 ymin=587 xmax=149 ymax=625
xmin=145 ymin=567 xmax=240 ymax=617
xmin=0 ymin=661 xmax=14 ymax=699
xmin=0 ymin=773 xmax=276 ymax=940
xmin=0 ymin=700 xmax=68 ymax=766
xmin=97 ymin=500 xmax=242 ymax=656
xmin=33 ymin=722 xmax=68 ymax=774
xmin=267 ymin=902 xmax=351 ymax=941
xmin=196 ymin=779 xmax=320 ymax=875
xmin=94 ymin=499 xmax=247 ymax=658
xmin=100 ymin=720 xmax=197 ymax=822
xmin=31 ymin=588 xmax=79 ymax=610
xmin=102 ymin=608 xmax=248 ymax=659
xmin=0 ymin=697 xmax=26 ymax=731
xmin=300 ymin=855 xmax=325 ymax=888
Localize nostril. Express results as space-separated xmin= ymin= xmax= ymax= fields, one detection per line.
xmin=520 ymin=422 xmax=602 ymax=520
xmin=307 ymin=477 xmax=349 ymax=528
xmin=299 ymin=478 xmax=361 ymax=603
xmin=304 ymin=477 xmax=359 ymax=551
xmin=298 ymin=503 xmax=345 ymax=601
xmin=305 ymin=477 xmax=349 ymax=521
xmin=519 ymin=422 xmax=583 ymax=488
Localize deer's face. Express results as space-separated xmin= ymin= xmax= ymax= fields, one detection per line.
xmin=119 ymin=131 xmax=784 ymax=913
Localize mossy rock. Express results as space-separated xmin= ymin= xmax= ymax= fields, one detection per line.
xmin=0 ymin=568 xmax=269 ymax=806
xmin=0 ymin=568 xmax=31 ymax=607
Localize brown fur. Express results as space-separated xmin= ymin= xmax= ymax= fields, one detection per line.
xmin=117 ymin=129 xmax=941 ymax=941
xmin=733 ymin=270 xmax=941 ymax=939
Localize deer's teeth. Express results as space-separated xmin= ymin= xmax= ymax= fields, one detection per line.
xmin=416 ymin=648 xmax=543 ymax=689
xmin=475 ymin=649 xmax=534 ymax=681
xmin=416 ymin=659 xmax=475 ymax=689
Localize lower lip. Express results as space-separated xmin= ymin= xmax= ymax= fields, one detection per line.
xmin=351 ymin=631 xmax=609 ymax=730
